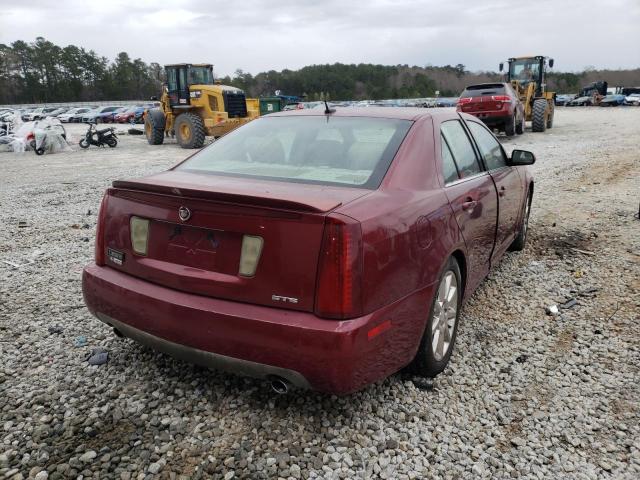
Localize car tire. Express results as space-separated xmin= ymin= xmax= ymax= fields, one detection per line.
xmin=409 ymin=256 xmax=462 ymax=378
xmin=515 ymin=113 xmax=525 ymax=135
xmin=532 ymin=98 xmax=548 ymax=132
xmin=504 ymin=114 xmax=516 ymax=137
xmin=145 ymin=109 xmax=165 ymax=145
xmin=509 ymin=189 xmax=532 ymax=251
xmin=175 ymin=112 xmax=206 ymax=149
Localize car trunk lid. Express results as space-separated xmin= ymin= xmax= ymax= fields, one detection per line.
xmin=101 ymin=171 xmax=370 ymax=312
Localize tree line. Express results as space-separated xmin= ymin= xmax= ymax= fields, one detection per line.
xmin=0 ymin=37 xmax=163 ymax=104
xmin=1 ymin=38 xmax=639 ymax=105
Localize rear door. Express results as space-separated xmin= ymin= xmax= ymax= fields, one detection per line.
xmin=465 ymin=119 xmax=523 ymax=258
xmin=440 ymin=120 xmax=499 ymax=293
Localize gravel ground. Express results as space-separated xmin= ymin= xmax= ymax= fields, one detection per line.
xmin=1 ymin=108 xmax=639 ymax=479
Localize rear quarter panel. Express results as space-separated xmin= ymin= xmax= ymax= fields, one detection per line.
xmin=337 ymin=116 xmax=467 ymax=364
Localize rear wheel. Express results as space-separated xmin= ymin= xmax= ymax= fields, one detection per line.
xmin=145 ymin=109 xmax=166 ymax=145
xmin=106 ymin=137 xmax=117 ymax=148
xmin=504 ymin=114 xmax=516 ymax=137
xmin=532 ymin=98 xmax=548 ymax=132
xmin=516 ymin=112 xmax=525 ymax=134
xmin=175 ymin=112 xmax=206 ymax=149
xmin=409 ymin=257 xmax=462 ymax=378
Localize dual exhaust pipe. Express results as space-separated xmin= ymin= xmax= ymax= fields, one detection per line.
xmin=112 ymin=327 xmax=292 ymax=394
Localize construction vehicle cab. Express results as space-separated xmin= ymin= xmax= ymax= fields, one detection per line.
xmin=500 ymin=56 xmax=555 ymax=132
xmin=145 ymin=63 xmax=258 ymax=149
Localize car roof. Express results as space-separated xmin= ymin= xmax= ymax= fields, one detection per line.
xmin=268 ymin=106 xmax=457 ymax=122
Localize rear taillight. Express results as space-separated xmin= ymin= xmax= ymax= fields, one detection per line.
xmin=491 ymin=95 xmax=512 ymax=102
xmin=94 ymin=191 xmax=110 ymax=266
xmin=457 ymin=97 xmax=472 ymax=106
xmin=315 ymin=214 xmax=363 ymax=319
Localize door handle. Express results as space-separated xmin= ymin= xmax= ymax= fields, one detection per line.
xmin=462 ymin=198 xmax=478 ymax=211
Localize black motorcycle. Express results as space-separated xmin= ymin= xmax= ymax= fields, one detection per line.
xmin=79 ymin=122 xmax=117 ymax=149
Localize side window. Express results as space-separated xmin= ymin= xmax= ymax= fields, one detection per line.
xmin=467 ymin=121 xmax=507 ymax=170
xmin=167 ymin=69 xmax=177 ymax=92
xmin=440 ymin=135 xmax=459 ymax=184
xmin=441 ymin=120 xmax=482 ymax=178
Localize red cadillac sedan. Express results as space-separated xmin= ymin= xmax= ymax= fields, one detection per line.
xmin=82 ymin=108 xmax=535 ymax=394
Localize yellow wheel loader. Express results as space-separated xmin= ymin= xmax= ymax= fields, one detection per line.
xmin=145 ymin=63 xmax=259 ymax=149
xmin=499 ymin=56 xmax=555 ymax=132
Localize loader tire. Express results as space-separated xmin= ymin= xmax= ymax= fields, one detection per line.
xmin=145 ymin=109 xmax=165 ymax=145
xmin=175 ymin=113 xmax=206 ymax=149
xmin=532 ymin=99 xmax=548 ymax=132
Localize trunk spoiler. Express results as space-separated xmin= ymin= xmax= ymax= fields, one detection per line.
xmin=112 ymin=175 xmax=345 ymax=213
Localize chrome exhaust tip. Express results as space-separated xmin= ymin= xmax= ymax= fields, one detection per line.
xmin=270 ymin=377 xmax=290 ymax=395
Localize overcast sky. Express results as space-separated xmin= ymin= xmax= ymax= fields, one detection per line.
xmin=1 ymin=0 xmax=639 ymax=76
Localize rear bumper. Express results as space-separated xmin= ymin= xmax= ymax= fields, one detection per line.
xmin=82 ymin=264 xmax=431 ymax=394
xmin=467 ymin=112 xmax=512 ymax=125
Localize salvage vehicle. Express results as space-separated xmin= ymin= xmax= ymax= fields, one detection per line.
xmin=115 ymin=105 xmax=149 ymax=123
xmin=554 ymin=94 xmax=575 ymax=106
xmin=23 ymin=107 xmax=58 ymax=122
xmin=566 ymin=96 xmax=594 ymax=107
xmin=624 ymin=93 xmax=640 ymax=106
xmin=145 ymin=63 xmax=259 ymax=149
xmin=457 ymin=83 xmax=525 ymax=136
xmin=81 ymin=106 xmax=120 ymax=123
xmin=83 ymin=107 xmax=535 ymax=395
xmin=599 ymin=94 xmax=626 ymax=107
xmin=58 ymin=107 xmax=92 ymax=123
xmin=499 ymin=55 xmax=555 ymax=132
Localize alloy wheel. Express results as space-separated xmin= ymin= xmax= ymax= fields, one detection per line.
xmin=431 ymin=271 xmax=458 ymax=361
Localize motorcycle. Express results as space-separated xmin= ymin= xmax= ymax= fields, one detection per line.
xmin=79 ymin=122 xmax=117 ymax=149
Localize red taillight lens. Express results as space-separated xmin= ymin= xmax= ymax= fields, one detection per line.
xmin=457 ymin=97 xmax=472 ymax=105
xmin=315 ymin=214 xmax=363 ymax=319
xmin=491 ymin=95 xmax=512 ymax=102
xmin=94 ymin=191 xmax=110 ymax=266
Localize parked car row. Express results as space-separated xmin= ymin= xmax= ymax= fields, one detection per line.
xmin=559 ymin=93 xmax=639 ymax=107
xmin=14 ymin=104 xmax=158 ymax=124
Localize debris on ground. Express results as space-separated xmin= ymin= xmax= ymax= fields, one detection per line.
xmin=515 ymin=354 xmax=528 ymax=363
xmin=48 ymin=325 xmax=63 ymax=334
xmin=545 ymin=304 xmax=560 ymax=316
xmin=74 ymin=336 xmax=87 ymax=347
xmin=578 ymin=287 xmax=599 ymax=297
xmin=128 ymin=128 xmax=144 ymax=135
xmin=561 ymin=298 xmax=578 ymax=309
xmin=86 ymin=347 xmax=109 ymax=365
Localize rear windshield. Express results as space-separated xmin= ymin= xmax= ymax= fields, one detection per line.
xmin=176 ymin=116 xmax=412 ymax=188
xmin=461 ymin=84 xmax=506 ymax=97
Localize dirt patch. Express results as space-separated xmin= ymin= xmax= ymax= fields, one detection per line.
xmin=528 ymin=227 xmax=599 ymax=259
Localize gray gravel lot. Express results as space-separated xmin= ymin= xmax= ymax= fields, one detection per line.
xmin=1 ymin=108 xmax=639 ymax=479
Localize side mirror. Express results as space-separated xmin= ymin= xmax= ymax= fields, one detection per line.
xmin=499 ymin=62 xmax=504 ymax=72
xmin=510 ymin=149 xmax=536 ymax=165
xmin=549 ymin=58 xmax=554 ymax=68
